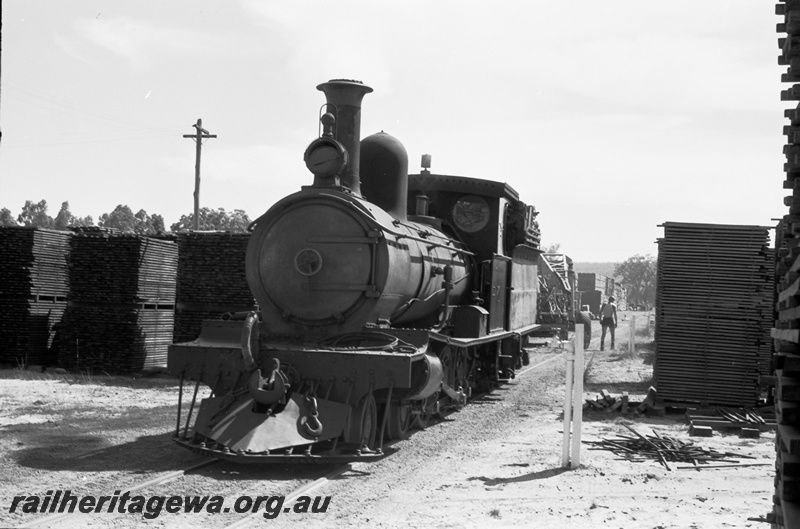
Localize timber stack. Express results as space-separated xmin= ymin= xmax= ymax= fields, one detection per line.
xmin=173 ymin=232 xmax=256 ymax=343
xmin=57 ymin=230 xmax=178 ymax=372
xmin=774 ymin=1 xmax=800 ymax=525
xmin=0 ymin=227 xmax=72 ymax=366
xmin=655 ymin=222 xmax=773 ymax=408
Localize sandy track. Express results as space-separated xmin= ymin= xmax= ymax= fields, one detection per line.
xmin=0 ymin=314 xmax=776 ymax=528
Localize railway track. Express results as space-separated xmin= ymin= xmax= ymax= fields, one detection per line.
xmin=16 ymin=459 xmax=219 ymax=528
xmin=221 ymin=463 xmax=354 ymax=529
xmin=221 ymin=351 xmax=563 ymax=528
xmin=10 ymin=448 xmax=372 ymax=529
xmin=212 ymin=355 xmax=563 ymax=529
xmin=516 ymin=351 xmax=562 ymax=379
xmin=10 ymin=349 xmax=561 ymax=528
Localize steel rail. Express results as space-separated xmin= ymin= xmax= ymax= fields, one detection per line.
xmin=222 ymin=351 xmax=560 ymax=528
xmin=515 ymin=352 xmax=562 ymax=378
xmin=16 ymin=459 xmax=218 ymax=528
xmin=221 ymin=462 xmax=355 ymax=529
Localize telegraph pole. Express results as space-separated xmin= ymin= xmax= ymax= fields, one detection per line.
xmin=183 ymin=119 xmax=217 ymax=230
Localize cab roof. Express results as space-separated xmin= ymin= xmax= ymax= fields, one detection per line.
xmin=408 ymin=172 xmax=520 ymax=202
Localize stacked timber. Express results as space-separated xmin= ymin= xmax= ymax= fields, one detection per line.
xmin=577 ymin=273 xmax=607 ymax=315
xmin=577 ymin=273 xmax=607 ymax=293
xmin=577 ymin=273 xmax=628 ymax=312
xmin=774 ymin=3 xmax=800 ymax=523
xmin=0 ymin=227 xmax=72 ymax=366
xmin=58 ymin=233 xmax=177 ymax=372
xmin=655 ymin=222 xmax=773 ymax=408
xmin=173 ymin=232 xmax=256 ymax=343
xmin=67 ymin=235 xmax=177 ymax=304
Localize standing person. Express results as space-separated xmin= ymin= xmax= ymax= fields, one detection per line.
xmin=577 ymin=305 xmax=593 ymax=350
xmin=599 ymin=296 xmax=618 ymax=351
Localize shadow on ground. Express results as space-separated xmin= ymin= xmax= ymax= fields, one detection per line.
xmin=467 ymin=466 xmax=569 ymax=486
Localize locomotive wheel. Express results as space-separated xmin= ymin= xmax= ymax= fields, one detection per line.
xmin=440 ymin=346 xmax=470 ymax=401
xmin=454 ymin=348 xmax=469 ymax=397
xmin=346 ymin=392 xmax=377 ymax=450
xmin=412 ymin=408 xmax=431 ymax=430
xmin=386 ymin=403 xmax=412 ymax=441
xmin=413 ymin=392 xmax=438 ymax=430
xmin=440 ymin=346 xmax=455 ymax=388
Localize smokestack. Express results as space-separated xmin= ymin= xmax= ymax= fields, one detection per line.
xmin=316 ymin=80 xmax=373 ymax=195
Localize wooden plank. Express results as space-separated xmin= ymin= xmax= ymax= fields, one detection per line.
xmin=780 ymin=275 xmax=800 ymax=302
xmin=777 ymin=370 xmax=800 ymax=403
xmin=777 ymin=422 xmax=800 ymax=455
xmin=774 ymin=328 xmax=800 ymax=343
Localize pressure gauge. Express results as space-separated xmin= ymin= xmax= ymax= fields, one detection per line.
xmin=304 ymin=138 xmax=348 ymax=178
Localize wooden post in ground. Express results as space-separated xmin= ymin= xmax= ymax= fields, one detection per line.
xmin=629 ymin=316 xmax=636 ymax=355
xmin=183 ymin=119 xmax=217 ymax=231
xmin=561 ymin=337 xmax=574 ymax=467
xmin=570 ymin=323 xmax=584 ymax=468
xmin=562 ymin=325 xmax=584 ymax=468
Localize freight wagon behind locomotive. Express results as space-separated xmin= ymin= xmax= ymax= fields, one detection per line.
xmin=168 ymin=79 xmax=544 ymax=462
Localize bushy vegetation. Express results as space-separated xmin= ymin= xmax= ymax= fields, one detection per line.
xmin=0 ymin=199 xmax=250 ymax=234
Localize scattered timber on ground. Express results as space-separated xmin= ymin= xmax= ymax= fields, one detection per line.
xmin=584 ymin=425 xmax=758 ymax=471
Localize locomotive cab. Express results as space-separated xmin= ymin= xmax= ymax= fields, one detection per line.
xmin=407 ymin=170 xmax=542 ymax=337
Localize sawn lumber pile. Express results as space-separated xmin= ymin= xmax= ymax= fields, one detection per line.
xmin=174 ymin=232 xmax=256 ymax=343
xmin=686 ymin=407 xmax=776 ymax=435
xmin=67 ymin=232 xmax=177 ymax=305
xmin=0 ymin=227 xmax=72 ymax=366
xmin=655 ymin=222 xmax=773 ymax=408
xmin=58 ymin=232 xmax=178 ymax=372
xmin=766 ymin=3 xmax=800 ymax=525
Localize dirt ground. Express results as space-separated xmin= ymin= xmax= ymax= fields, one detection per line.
xmin=0 ymin=311 xmax=777 ymax=528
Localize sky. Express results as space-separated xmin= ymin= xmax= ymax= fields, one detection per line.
xmin=0 ymin=1 xmax=788 ymax=262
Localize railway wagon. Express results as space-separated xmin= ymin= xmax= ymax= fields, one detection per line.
xmin=167 ymin=79 xmax=544 ymax=462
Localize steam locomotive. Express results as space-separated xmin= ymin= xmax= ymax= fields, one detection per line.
xmin=167 ymin=79 xmax=543 ymax=462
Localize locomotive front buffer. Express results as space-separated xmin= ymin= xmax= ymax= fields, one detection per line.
xmin=167 ymin=316 xmax=462 ymax=463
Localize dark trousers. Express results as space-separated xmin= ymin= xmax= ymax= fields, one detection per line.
xmin=600 ymin=318 xmax=615 ymax=350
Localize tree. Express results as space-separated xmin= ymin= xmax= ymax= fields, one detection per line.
xmin=99 ymin=205 xmax=165 ymax=235
xmin=17 ymin=199 xmax=55 ymax=228
xmin=542 ymin=242 xmax=561 ymax=254
xmin=614 ymin=254 xmax=657 ymax=309
xmin=133 ymin=209 xmax=166 ymax=235
xmin=54 ymin=202 xmax=74 ymax=230
xmin=54 ymin=201 xmax=93 ymax=230
xmin=98 ymin=204 xmax=136 ymax=233
xmin=151 ymin=214 xmax=166 ymax=234
xmin=170 ymin=207 xmax=251 ymax=233
xmin=74 ymin=214 xmax=94 ymax=228
xmin=0 ymin=208 xmax=17 ymax=226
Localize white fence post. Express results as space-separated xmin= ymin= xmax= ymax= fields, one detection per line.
xmin=562 ymin=324 xmax=584 ymax=468
xmin=570 ymin=323 xmax=584 ymax=468
xmin=561 ymin=337 xmax=574 ymax=467
xmin=629 ymin=316 xmax=636 ymax=355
